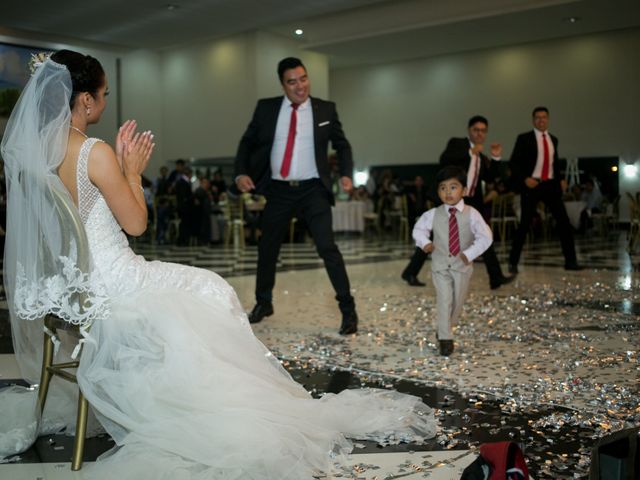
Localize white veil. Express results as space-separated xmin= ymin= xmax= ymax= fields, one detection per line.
xmin=0 ymin=58 xmax=108 ymax=458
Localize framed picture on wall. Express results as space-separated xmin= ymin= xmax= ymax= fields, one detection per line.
xmin=0 ymin=42 xmax=47 ymax=119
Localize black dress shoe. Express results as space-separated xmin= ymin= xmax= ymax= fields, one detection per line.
xmin=339 ymin=311 xmax=358 ymax=335
xmin=508 ymin=264 xmax=519 ymax=274
xmin=490 ymin=275 xmax=516 ymax=290
xmin=564 ymin=263 xmax=584 ymax=271
xmin=401 ymin=273 xmax=426 ymax=287
xmin=248 ymin=303 xmax=273 ymax=324
xmin=439 ymin=339 xmax=454 ymax=356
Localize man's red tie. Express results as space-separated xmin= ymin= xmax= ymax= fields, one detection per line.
xmin=468 ymin=154 xmax=480 ymax=197
xmin=449 ymin=207 xmax=460 ymax=256
xmin=541 ymin=133 xmax=550 ymax=181
xmin=280 ymin=103 xmax=299 ymax=179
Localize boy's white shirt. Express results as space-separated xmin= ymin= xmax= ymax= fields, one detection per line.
xmin=412 ymin=199 xmax=492 ymax=262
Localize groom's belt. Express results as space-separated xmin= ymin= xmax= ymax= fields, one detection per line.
xmin=272 ymin=178 xmax=319 ymax=187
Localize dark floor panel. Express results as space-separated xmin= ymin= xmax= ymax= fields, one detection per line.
xmin=5 ymin=362 xmax=595 ymax=478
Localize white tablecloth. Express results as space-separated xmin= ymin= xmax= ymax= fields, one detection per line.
xmin=332 ymin=201 xmax=366 ymax=232
xmin=563 ymin=201 xmax=586 ymax=230
xmin=513 ymin=196 xmax=586 ymax=230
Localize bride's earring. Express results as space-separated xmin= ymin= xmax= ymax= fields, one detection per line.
xmin=86 ymin=107 xmax=91 ymax=116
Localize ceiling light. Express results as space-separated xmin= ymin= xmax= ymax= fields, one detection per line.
xmin=563 ymin=16 xmax=580 ymax=24
xmin=295 ymin=29 xmax=303 ymax=36
xmin=166 ymin=4 xmax=179 ymax=10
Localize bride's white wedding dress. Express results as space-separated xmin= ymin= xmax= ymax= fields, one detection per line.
xmin=10 ymin=137 xmax=437 ymax=479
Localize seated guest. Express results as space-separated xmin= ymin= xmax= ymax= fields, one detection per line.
xmin=579 ymin=177 xmax=604 ymax=233
xmin=211 ymin=170 xmax=227 ymax=194
xmin=581 ymin=178 xmax=603 ymax=213
xmin=154 ymin=166 xmax=171 ymax=196
xmin=194 ymin=177 xmax=213 ymax=245
xmin=406 ymin=175 xmax=429 ymax=228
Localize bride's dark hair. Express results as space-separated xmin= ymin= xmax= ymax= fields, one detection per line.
xmin=50 ymin=49 xmax=105 ymax=108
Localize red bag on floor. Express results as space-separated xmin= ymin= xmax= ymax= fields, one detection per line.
xmin=461 ymin=441 xmax=529 ymax=480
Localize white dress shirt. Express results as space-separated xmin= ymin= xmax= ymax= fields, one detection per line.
xmin=466 ymin=138 xmax=502 ymax=195
xmin=270 ymin=96 xmax=319 ymax=180
xmin=531 ymin=128 xmax=555 ymax=180
xmin=412 ymin=199 xmax=493 ymax=262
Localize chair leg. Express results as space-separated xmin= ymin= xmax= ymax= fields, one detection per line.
xmin=71 ymin=391 xmax=89 ymax=471
xmin=224 ymin=223 xmax=231 ymax=246
xmin=37 ymin=332 xmax=55 ymax=413
xmin=289 ymin=220 xmax=295 ymax=244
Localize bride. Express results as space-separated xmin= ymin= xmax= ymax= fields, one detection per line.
xmin=0 ymin=50 xmax=436 ymax=479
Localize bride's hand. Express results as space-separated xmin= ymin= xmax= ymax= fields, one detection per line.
xmin=123 ymin=131 xmax=155 ymax=176
xmin=116 ymin=120 xmax=137 ymax=169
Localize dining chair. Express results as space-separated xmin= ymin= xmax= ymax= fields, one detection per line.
xmin=397 ymin=194 xmax=410 ymax=242
xmin=37 ymin=185 xmax=92 ymax=471
xmin=626 ymin=192 xmax=640 ymax=252
xmin=222 ymin=194 xmax=246 ymax=248
xmin=499 ymin=193 xmax=519 ymax=242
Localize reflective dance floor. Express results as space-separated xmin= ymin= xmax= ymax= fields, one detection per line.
xmin=1 ymin=230 xmax=638 ymax=479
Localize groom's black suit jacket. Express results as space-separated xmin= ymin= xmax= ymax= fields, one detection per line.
xmin=234 ymin=96 xmax=352 ymax=204
xmin=509 ymin=130 xmax=560 ymax=194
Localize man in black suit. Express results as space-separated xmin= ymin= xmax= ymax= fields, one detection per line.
xmin=508 ymin=107 xmax=581 ymax=272
xmin=234 ymin=57 xmax=358 ymax=335
xmin=402 ymin=116 xmax=514 ymax=289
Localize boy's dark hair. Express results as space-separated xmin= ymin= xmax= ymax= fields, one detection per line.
xmin=532 ymin=106 xmax=549 ymax=116
xmin=467 ymin=115 xmax=488 ymax=128
xmin=436 ymin=165 xmax=467 ymax=187
xmin=277 ymin=57 xmax=306 ymax=83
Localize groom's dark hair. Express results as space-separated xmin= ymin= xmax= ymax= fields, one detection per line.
xmin=278 ymin=57 xmax=306 ymax=83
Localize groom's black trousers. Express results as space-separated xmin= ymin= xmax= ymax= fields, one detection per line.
xmin=256 ymin=179 xmax=354 ymax=313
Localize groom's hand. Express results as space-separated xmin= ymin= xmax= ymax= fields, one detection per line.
xmin=236 ymin=175 xmax=255 ymax=193
xmin=340 ymin=176 xmax=353 ymax=193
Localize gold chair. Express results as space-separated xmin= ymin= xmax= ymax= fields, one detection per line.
xmin=627 ymin=192 xmax=640 ymax=252
xmin=363 ymin=198 xmax=382 ymax=238
xmin=396 ymin=194 xmax=410 ymax=242
xmin=289 ymin=216 xmax=298 ymax=244
xmin=38 ymin=186 xmax=92 ymax=471
xmin=153 ymin=194 xmax=178 ymax=244
xmin=489 ymin=194 xmax=503 ymax=240
xmin=499 ymin=193 xmax=519 ymax=242
xmin=223 ymin=194 xmax=246 ymax=248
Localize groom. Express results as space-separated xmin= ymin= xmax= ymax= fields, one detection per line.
xmin=234 ymin=57 xmax=358 ymax=335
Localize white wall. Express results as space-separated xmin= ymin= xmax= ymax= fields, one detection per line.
xmin=255 ymin=31 xmax=329 ymax=100
xmin=126 ymin=30 xmax=329 ymax=173
xmin=330 ymin=27 xmax=640 ymax=218
xmin=159 ymin=33 xmax=257 ymax=164
xmin=119 ymin=50 xmax=163 ymax=165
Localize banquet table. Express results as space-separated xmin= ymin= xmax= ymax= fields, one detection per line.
xmin=512 ymin=196 xmax=586 ymax=230
xmin=331 ymin=201 xmax=366 ymax=232
xmin=563 ymin=201 xmax=587 ymax=230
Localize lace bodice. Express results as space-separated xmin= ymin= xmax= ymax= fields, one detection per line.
xmin=77 ymin=138 xmax=104 ymax=224
xmin=75 ymin=138 xmax=240 ymax=311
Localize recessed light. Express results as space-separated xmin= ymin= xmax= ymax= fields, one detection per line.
xmin=166 ymin=4 xmax=179 ymax=11
xmin=295 ymin=29 xmax=304 ymax=36
xmin=563 ymin=16 xmax=580 ymax=24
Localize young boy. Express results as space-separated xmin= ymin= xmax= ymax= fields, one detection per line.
xmin=412 ymin=166 xmax=493 ymax=356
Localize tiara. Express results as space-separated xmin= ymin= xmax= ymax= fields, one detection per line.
xmin=28 ymin=52 xmax=53 ymax=76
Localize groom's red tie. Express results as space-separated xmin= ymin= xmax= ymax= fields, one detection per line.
xmin=280 ymin=103 xmax=299 ymax=179
xmin=541 ymin=133 xmax=550 ymax=181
